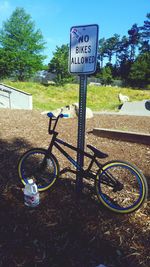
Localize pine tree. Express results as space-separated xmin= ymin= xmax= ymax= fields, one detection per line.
xmin=48 ymin=44 xmax=73 ymax=85
xmin=0 ymin=8 xmax=46 ymax=80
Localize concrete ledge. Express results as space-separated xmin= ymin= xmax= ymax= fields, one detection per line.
xmin=119 ymin=100 xmax=150 ymax=116
xmin=93 ymin=128 xmax=150 ymax=145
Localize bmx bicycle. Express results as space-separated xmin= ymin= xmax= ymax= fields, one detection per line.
xmin=18 ymin=113 xmax=148 ymax=214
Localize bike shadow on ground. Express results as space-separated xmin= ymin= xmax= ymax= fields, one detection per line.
xmin=0 ymin=137 xmax=149 ymax=267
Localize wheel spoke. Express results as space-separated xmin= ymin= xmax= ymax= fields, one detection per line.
xmin=95 ymin=161 xmax=147 ymax=213
xmin=18 ymin=149 xmax=59 ymax=191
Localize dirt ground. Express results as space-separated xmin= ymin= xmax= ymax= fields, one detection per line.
xmin=0 ymin=109 xmax=150 ymax=267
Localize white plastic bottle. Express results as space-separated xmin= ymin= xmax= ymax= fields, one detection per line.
xmin=24 ymin=179 xmax=40 ymax=207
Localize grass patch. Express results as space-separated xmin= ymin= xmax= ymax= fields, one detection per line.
xmin=2 ymin=80 xmax=150 ymax=111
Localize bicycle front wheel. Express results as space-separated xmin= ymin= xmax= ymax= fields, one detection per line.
xmin=95 ymin=160 xmax=148 ymax=214
xmin=18 ymin=148 xmax=60 ymax=192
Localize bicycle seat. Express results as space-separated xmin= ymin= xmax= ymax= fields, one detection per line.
xmin=87 ymin=144 xmax=108 ymax=158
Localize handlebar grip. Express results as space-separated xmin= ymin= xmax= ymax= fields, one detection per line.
xmin=47 ymin=112 xmax=54 ymax=118
xmin=62 ymin=114 xmax=69 ymax=118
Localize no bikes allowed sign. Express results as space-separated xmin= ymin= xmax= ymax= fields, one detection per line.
xmin=69 ymin=24 xmax=99 ymax=74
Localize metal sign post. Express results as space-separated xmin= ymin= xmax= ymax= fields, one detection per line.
xmin=76 ymin=74 xmax=87 ymax=193
xmin=69 ymin=24 xmax=99 ymax=194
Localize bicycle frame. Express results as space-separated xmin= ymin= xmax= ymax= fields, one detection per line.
xmin=47 ymin=131 xmax=102 ymax=180
xmin=46 ymin=114 xmax=122 ymax=189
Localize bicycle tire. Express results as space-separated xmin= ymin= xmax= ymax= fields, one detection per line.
xmin=95 ymin=160 xmax=148 ymax=214
xmin=18 ymin=148 xmax=60 ymax=192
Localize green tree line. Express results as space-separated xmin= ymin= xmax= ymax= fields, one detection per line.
xmin=97 ymin=15 xmax=150 ymax=87
xmin=0 ymin=8 xmax=149 ymax=88
xmin=49 ymin=13 xmax=150 ymax=87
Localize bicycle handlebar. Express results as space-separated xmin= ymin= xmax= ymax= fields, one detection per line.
xmin=47 ymin=112 xmax=69 ymax=119
xmin=47 ymin=112 xmax=69 ymax=134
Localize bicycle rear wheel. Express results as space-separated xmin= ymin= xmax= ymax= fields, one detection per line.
xmin=95 ymin=160 xmax=148 ymax=214
xmin=18 ymin=148 xmax=59 ymax=192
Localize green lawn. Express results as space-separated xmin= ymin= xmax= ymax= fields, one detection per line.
xmin=3 ymin=80 xmax=150 ymax=111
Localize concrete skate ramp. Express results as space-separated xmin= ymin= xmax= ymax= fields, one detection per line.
xmin=0 ymin=83 xmax=32 ymax=110
xmin=119 ymin=100 xmax=150 ymax=116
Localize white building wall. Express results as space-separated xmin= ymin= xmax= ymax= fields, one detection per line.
xmin=0 ymin=83 xmax=32 ymax=110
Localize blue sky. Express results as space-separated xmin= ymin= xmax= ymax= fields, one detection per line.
xmin=0 ymin=0 xmax=149 ymax=64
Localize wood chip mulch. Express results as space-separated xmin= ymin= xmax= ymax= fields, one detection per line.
xmin=0 ymin=109 xmax=149 ymax=267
